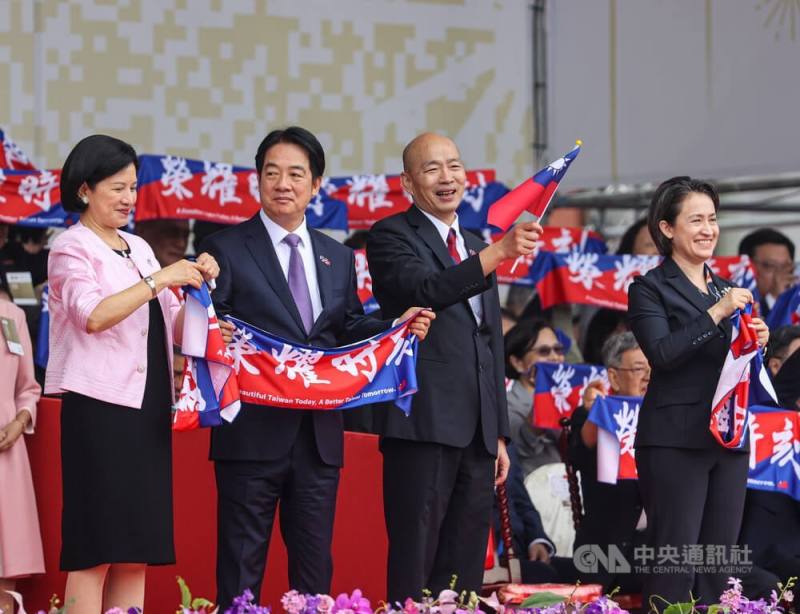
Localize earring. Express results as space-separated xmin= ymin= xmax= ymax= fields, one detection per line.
xmin=81 ymin=195 xmax=89 ymax=204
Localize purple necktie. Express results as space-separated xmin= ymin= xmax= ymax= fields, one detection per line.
xmin=283 ymin=233 xmax=314 ymax=333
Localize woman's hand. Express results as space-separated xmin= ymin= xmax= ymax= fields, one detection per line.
xmin=398 ymin=308 xmax=436 ymax=341
xmin=0 ymin=416 xmax=26 ymax=452
xmin=708 ymin=287 xmax=753 ymax=324
xmin=153 ymin=259 xmax=205 ymax=290
xmin=195 ymin=252 xmax=221 ymax=282
xmin=749 ymin=316 xmax=770 ymax=348
xmin=220 ymin=319 xmax=236 ymax=344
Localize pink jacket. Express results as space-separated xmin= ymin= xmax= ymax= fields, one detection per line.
xmin=45 ymin=222 xmax=182 ymax=409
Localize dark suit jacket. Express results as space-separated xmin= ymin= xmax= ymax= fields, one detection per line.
xmin=627 ymin=257 xmax=734 ymax=450
xmin=365 ymin=205 xmax=509 ymax=455
xmin=202 ymin=214 xmax=388 ymax=466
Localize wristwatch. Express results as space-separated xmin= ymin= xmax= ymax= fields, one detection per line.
xmin=143 ymin=275 xmax=158 ymax=298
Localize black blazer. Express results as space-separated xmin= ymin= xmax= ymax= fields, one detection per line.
xmin=365 ymin=205 xmax=509 ymax=455
xmin=627 ymin=257 xmax=734 ymax=450
xmin=202 ymin=214 xmax=388 ymax=466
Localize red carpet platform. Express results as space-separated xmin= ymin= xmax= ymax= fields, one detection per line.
xmin=18 ymin=397 xmax=388 ymax=611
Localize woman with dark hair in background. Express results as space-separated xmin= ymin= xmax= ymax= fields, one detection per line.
xmin=504 ymin=319 xmax=566 ymax=476
xmin=46 ymin=134 xmax=227 ymax=613
xmin=0 ymin=274 xmax=44 ymax=614
xmin=628 ymin=176 xmax=770 ymax=609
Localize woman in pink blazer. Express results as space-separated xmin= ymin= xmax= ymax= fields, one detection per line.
xmin=0 ymin=277 xmax=43 ymax=614
xmin=45 ymin=135 xmax=226 ymax=614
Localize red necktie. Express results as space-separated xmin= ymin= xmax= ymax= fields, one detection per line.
xmin=447 ymin=228 xmax=462 ymax=264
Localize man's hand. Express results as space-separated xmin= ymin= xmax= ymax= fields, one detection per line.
xmin=528 ymin=542 xmax=552 ymax=563
xmin=398 ymin=307 xmax=436 ymax=341
xmin=581 ymin=380 xmax=605 ymax=409
xmin=480 ymin=222 xmax=544 ymax=277
xmin=495 ymin=438 xmax=510 ymax=486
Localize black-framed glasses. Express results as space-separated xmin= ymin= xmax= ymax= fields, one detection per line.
xmin=611 ymin=366 xmax=651 ymax=375
xmin=530 ymin=344 xmax=566 ymax=359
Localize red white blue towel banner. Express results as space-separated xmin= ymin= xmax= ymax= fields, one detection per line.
xmin=532 ymin=361 xmax=610 ymax=428
xmin=0 ymin=143 xmax=508 ymax=231
xmin=225 ymin=315 xmax=419 ymax=414
xmin=589 ymin=402 xmax=800 ymax=502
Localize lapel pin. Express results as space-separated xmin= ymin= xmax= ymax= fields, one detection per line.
xmin=319 ymin=255 xmax=331 ymax=266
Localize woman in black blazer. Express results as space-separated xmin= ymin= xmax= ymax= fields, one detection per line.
xmin=627 ymin=177 xmax=769 ymax=610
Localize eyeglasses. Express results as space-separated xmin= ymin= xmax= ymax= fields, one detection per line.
xmin=530 ymin=344 xmax=566 ymax=358
xmin=752 ymin=260 xmax=795 ymax=275
xmin=611 ymin=366 xmax=651 ymax=375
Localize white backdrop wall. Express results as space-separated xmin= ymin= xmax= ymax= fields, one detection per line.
xmin=547 ymin=0 xmax=800 ymax=188
xmin=0 ymin=0 xmax=534 ymax=182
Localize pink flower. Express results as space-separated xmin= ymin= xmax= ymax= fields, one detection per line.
xmin=402 ymin=598 xmax=420 ymax=614
xmin=281 ymin=590 xmax=307 ymax=614
xmin=316 ymin=595 xmax=335 ymax=614
xmin=436 ymin=590 xmax=459 ymax=614
xmin=333 ymin=590 xmax=372 ymax=614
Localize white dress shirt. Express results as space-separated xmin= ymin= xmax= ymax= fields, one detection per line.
xmin=417 ymin=207 xmax=483 ymax=323
xmin=259 ymin=209 xmax=324 ymax=322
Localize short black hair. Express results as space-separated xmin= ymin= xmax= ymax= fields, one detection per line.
xmin=647 ymin=176 xmax=719 ymax=256
xmin=738 ymin=228 xmax=795 ymax=261
xmin=60 ymin=134 xmax=139 ymax=213
xmin=616 ymin=217 xmax=648 ymax=255
xmin=504 ymin=319 xmax=553 ymax=379
xmin=766 ymin=325 xmax=800 ymax=363
xmin=254 ymin=126 xmax=325 ymax=180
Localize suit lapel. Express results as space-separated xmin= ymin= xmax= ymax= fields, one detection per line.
xmin=242 ymin=215 xmax=307 ymax=334
xmin=406 ymin=205 xmax=453 ymax=270
xmin=308 ymin=229 xmax=333 ymax=336
xmin=663 ymin=257 xmax=715 ymax=317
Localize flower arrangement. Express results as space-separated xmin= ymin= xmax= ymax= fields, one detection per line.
xmin=4 ymin=575 xmax=797 ymax=614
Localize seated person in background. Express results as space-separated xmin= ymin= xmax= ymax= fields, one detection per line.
xmin=192 ymin=221 xmax=228 ymax=255
xmin=739 ymin=324 xmax=800 ymax=597
xmin=568 ymin=331 xmax=648 ymax=593
xmin=504 ymin=320 xmax=565 ymax=476
xmin=11 ymin=226 xmax=50 ymax=287
xmin=615 ymin=217 xmax=659 ymax=257
xmin=765 ymin=325 xmax=800 ymax=410
xmin=738 ymin=228 xmax=796 ymax=317
xmin=575 ymin=218 xmax=656 ymax=363
xmin=135 ymin=219 xmax=190 ymax=267
xmin=492 ymin=444 xmax=577 ymax=584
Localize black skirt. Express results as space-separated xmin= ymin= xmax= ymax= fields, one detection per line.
xmin=60 ymin=300 xmax=175 ymax=570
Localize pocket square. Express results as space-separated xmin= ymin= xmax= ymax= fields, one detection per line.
xmin=319 ymin=255 xmax=331 ymax=266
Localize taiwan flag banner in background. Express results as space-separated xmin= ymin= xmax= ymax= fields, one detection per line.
xmin=353 ymin=249 xmax=379 ymax=314
xmin=486 ymin=141 xmax=581 ymax=232
xmin=173 ymin=283 xmax=241 ymax=431
xmin=533 ymin=361 xmax=609 ymax=428
xmin=226 ymin=314 xmax=419 ymax=414
xmin=494 ymin=226 xmax=608 ymax=285
xmin=0 ymin=129 xmax=37 ymax=170
xmin=747 ymin=405 xmax=800 ymax=501
xmin=529 ymin=252 xmax=662 ymax=310
xmin=765 ymin=283 xmax=800 ymax=329
xmin=588 ymin=395 xmax=642 ymax=484
xmin=0 ymin=169 xmax=74 ymax=227
xmin=710 ymin=307 xmax=778 ymax=449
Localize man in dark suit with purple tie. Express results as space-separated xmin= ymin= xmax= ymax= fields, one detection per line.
xmin=203 ymin=127 xmax=433 ymax=610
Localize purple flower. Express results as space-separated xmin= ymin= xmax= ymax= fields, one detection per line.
xmin=281 ymin=590 xmax=307 ymax=614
